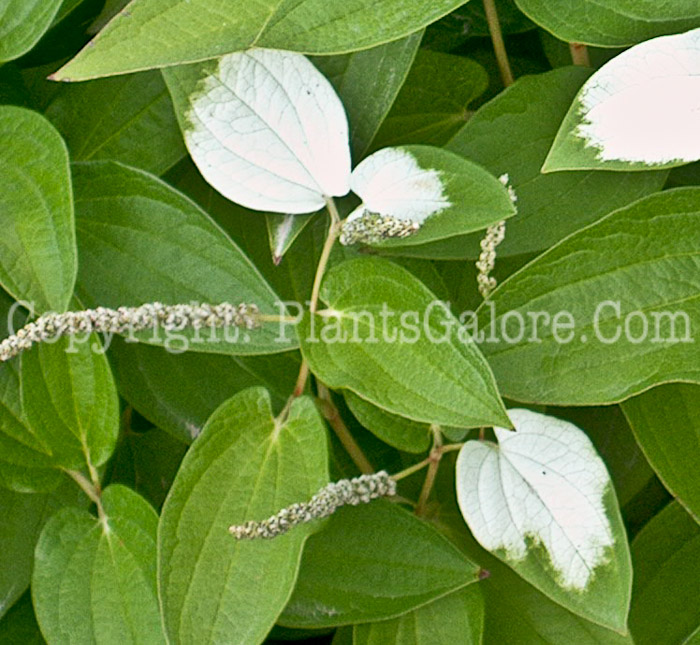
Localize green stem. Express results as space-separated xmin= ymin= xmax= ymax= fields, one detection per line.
xmin=65 ymin=468 xmax=107 ymax=525
xmin=416 ymin=426 xmax=443 ymax=516
xmin=391 ymin=442 xmax=465 ymax=481
xmin=317 ymin=382 xmax=374 ymax=474
xmin=287 ymin=197 xmax=341 ymax=404
xmin=483 ymin=0 xmax=514 ymax=87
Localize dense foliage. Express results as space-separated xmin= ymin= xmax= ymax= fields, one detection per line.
xmin=1 ymin=1 xmax=699 ymax=643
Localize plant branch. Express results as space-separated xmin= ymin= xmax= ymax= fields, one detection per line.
xmin=287 ymin=197 xmax=342 ymax=401
xmin=65 ymin=468 xmax=107 ymax=525
xmin=391 ymin=442 xmax=466 ymax=481
xmin=317 ymin=382 xmax=374 ymax=474
xmin=483 ymin=0 xmax=514 ymax=87
xmin=310 ymin=200 xmax=341 ymax=315
xmin=416 ymin=426 xmax=443 ymax=516
xmin=569 ymin=42 xmax=591 ymax=67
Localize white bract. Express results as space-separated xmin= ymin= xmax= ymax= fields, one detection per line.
xmin=574 ymin=27 xmax=700 ymax=164
xmin=347 ymin=147 xmax=451 ymax=224
xmin=184 ymin=49 xmax=352 ymax=214
xmin=456 ymin=408 xmax=614 ymax=591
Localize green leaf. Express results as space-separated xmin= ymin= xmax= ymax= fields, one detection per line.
xmin=266 ymin=214 xmax=316 ymax=265
xmin=298 ymin=257 xmax=510 ymax=428
xmin=0 ymin=0 xmax=63 ymax=62
xmin=436 ymin=452 xmax=634 ymax=644
xmin=0 ymin=106 xmax=76 ymax=313
xmin=32 ymin=484 xmax=166 ymax=644
xmin=622 ymin=383 xmax=700 ymax=522
xmin=158 ymin=387 xmax=329 ymax=644
xmin=0 ymin=477 xmax=84 ymax=620
xmin=471 ymin=532 xmax=634 ymax=644
xmin=72 ymin=160 xmax=293 ymax=355
xmin=353 ymin=586 xmax=484 ymax=645
xmin=279 ymin=500 xmax=481 ymax=628
xmin=53 ymin=0 xmax=470 ymax=81
xmin=164 ymin=49 xmax=352 ymax=215
xmin=0 ymin=592 xmax=45 ymax=644
xmin=344 ymin=391 xmax=431 ymax=454
xmin=344 ymin=145 xmax=516 ymax=248
xmin=44 ymin=71 xmax=186 ymax=175
xmin=372 ymin=50 xmax=488 ymax=148
xmin=20 ymin=335 xmax=119 ymax=472
xmin=108 ymin=337 xmax=299 ymax=443
xmin=456 ymin=409 xmax=632 ymax=632
xmin=514 ymin=0 xmax=700 ymax=47
xmin=0 ymin=360 xmax=63 ymax=492
xmin=477 ymin=188 xmax=700 ymax=405
xmin=629 ymin=502 xmax=700 ymax=644
xmin=312 ymin=33 xmax=422 ymax=160
xmin=544 ymin=29 xmax=700 ymax=172
xmin=0 ymin=291 xmax=63 ymax=492
xmin=404 ymin=67 xmax=668 ymax=260
xmin=165 ymin=157 xmax=324 ymax=304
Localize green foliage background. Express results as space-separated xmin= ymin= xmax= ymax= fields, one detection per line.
xmin=1 ymin=0 xmax=699 ymax=643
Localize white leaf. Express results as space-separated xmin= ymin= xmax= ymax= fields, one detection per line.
xmin=571 ymin=27 xmax=700 ymax=165
xmin=183 ymin=49 xmax=352 ymax=214
xmin=456 ymin=408 xmax=615 ymax=591
xmin=348 ymin=147 xmax=451 ymax=224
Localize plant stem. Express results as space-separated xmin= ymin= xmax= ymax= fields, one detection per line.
xmin=483 ymin=0 xmax=514 ymax=87
xmin=65 ymin=468 xmax=107 ymax=525
xmin=317 ymin=382 xmax=374 ymax=474
xmin=569 ymin=42 xmax=591 ymax=67
xmin=416 ymin=426 xmax=443 ymax=516
xmin=287 ymin=197 xmax=342 ymax=402
xmin=392 ymin=457 xmax=432 ymax=481
xmin=391 ymin=442 xmax=466 ymax=481
xmin=310 ymin=200 xmax=341 ymax=315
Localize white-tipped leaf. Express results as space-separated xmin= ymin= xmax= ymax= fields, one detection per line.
xmin=544 ymin=28 xmax=700 ymax=171
xmin=350 ymin=147 xmax=451 ymax=223
xmin=167 ymin=49 xmax=352 ymax=214
xmin=344 ymin=145 xmax=516 ymax=248
xmin=456 ymin=408 xmax=632 ymax=632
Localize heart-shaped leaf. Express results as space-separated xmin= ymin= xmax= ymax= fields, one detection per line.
xmin=164 ymin=49 xmax=351 ymax=214
xmin=456 ymin=408 xmax=632 ymax=632
xmin=32 ymin=485 xmax=166 ymax=644
xmin=298 ymin=257 xmax=510 ymax=429
xmin=544 ymin=28 xmax=700 ymax=171
xmin=158 ymin=387 xmax=329 ymax=644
